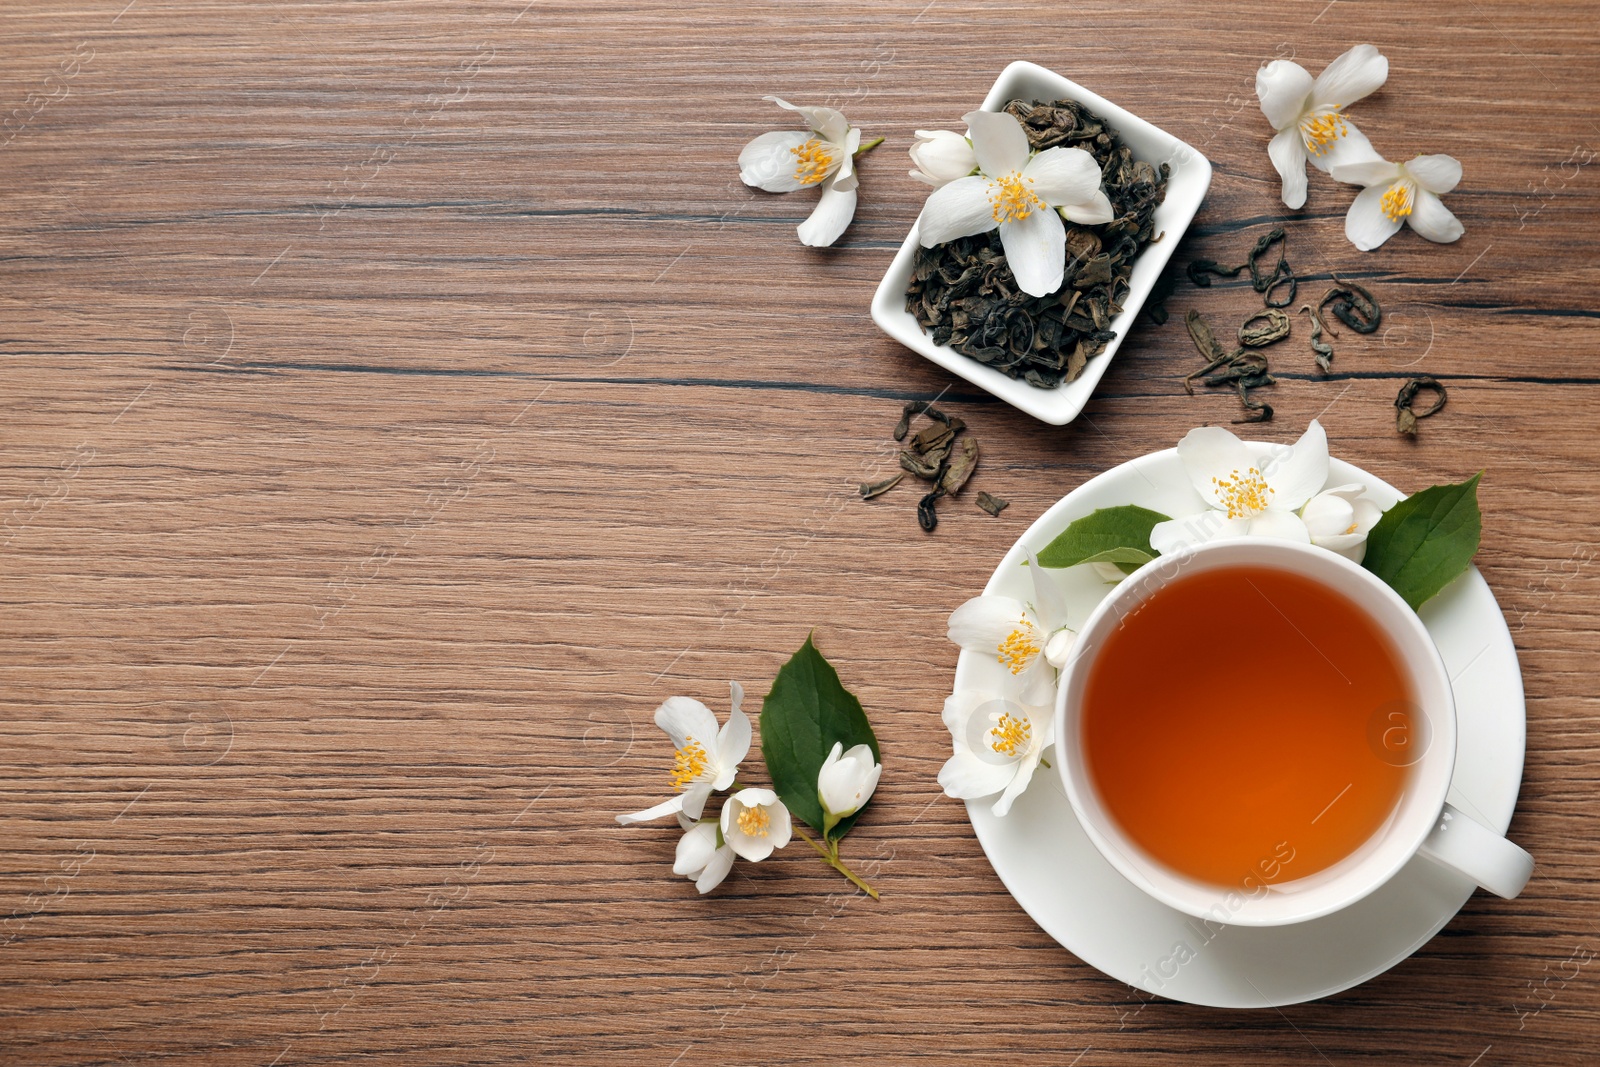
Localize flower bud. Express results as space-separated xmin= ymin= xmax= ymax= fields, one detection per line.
xmin=817 ymin=741 xmax=883 ymax=820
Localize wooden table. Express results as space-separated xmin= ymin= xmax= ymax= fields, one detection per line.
xmin=3 ymin=2 xmax=1596 ymax=1063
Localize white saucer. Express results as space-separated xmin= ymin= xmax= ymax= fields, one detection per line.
xmin=952 ymin=443 xmax=1527 ymax=1008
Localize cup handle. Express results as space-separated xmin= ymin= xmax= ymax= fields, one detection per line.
xmin=1416 ymin=802 xmax=1534 ymax=899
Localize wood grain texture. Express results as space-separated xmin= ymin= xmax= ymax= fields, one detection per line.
xmin=2 ymin=0 xmax=1598 ymax=1063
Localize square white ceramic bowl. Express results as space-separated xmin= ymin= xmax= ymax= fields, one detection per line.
xmin=870 ymin=61 xmax=1213 ymax=426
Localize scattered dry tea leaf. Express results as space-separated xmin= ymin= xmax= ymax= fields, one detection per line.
xmin=899 ymin=447 xmax=947 ymax=480
xmin=976 ymin=491 xmax=1009 ymax=517
xmin=1299 ymin=303 xmax=1335 ymax=372
xmin=858 ymin=472 xmax=904 ymax=500
xmin=1320 ymin=278 xmax=1381 ymax=333
xmin=917 ymin=489 xmax=944 ymax=532
xmin=940 ymin=435 xmax=980 ymax=496
xmin=1395 ymin=377 xmax=1447 ymax=436
xmin=1238 ymin=308 xmax=1291 ymax=347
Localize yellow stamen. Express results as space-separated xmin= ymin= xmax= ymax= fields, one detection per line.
xmin=1344 ymin=522 xmax=1359 ymax=534
xmin=790 ymin=139 xmax=837 ymax=186
xmin=1211 ymin=468 xmax=1274 ymax=520
xmin=990 ymin=712 xmax=1031 ymax=757
xmin=736 ymin=805 xmax=770 ymax=837
xmin=1299 ymin=110 xmax=1348 ymax=156
xmin=670 ymin=738 xmax=709 ymax=791
xmin=1380 ymin=182 xmax=1414 ymax=221
xmin=997 ymin=621 xmax=1040 ymax=674
xmin=988 ymin=171 xmax=1042 ymax=224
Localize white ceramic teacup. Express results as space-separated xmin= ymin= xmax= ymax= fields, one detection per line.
xmin=1052 ymin=538 xmax=1534 ymax=927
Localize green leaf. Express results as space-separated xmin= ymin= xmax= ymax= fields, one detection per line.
xmin=1361 ymin=473 xmax=1483 ymax=611
xmin=759 ymin=635 xmax=879 ymax=842
xmin=1036 ymin=505 xmax=1170 ymax=571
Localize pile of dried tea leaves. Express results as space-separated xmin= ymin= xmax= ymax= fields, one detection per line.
xmin=859 ymin=401 xmax=1006 ymax=531
xmin=905 ymin=98 xmax=1170 ymax=389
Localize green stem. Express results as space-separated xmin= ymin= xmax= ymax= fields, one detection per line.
xmin=854 ymin=136 xmax=885 ymax=156
xmin=792 ymin=825 xmax=880 ymax=900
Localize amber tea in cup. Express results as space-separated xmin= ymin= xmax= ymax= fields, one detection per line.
xmin=1080 ymin=563 xmax=1414 ymax=889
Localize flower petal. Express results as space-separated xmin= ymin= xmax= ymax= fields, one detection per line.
xmin=673 ymin=822 xmax=718 ymax=875
xmin=1244 ymin=508 xmax=1312 ymax=543
xmin=765 ymin=95 xmax=848 ymax=144
xmin=1023 ymin=146 xmax=1101 ymax=207
xmin=1311 ymin=119 xmax=1379 ymax=174
xmin=1309 ymin=44 xmax=1388 ymax=110
xmin=616 ymin=793 xmax=685 ymax=826
xmin=1329 ymin=157 xmax=1401 ymax=188
xmin=1149 ymin=512 xmax=1250 ymax=555
xmin=832 ymin=126 xmax=862 ymax=191
xmin=1407 ymin=190 xmax=1465 ymax=244
xmin=694 ymin=846 xmax=735 ymax=893
xmin=1268 ymin=128 xmax=1309 ymax=209
xmin=797 ymin=180 xmax=857 ymax=248
xmin=1404 ymin=154 xmax=1462 ymax=195
xmin=766 ymin=802 xmax=792 ymax=850
xmin=948 ymin=594 xmax=1033 ymax=656
xmin=917 ymin=175 xmax=999 ymax=246
xmin=739 ymin=131 xmax=811 ymax=192
xmin=1176 ymin=425 xmax=1256 ymax=508
xmin=1260 ymin=419 xmax=1329 ymax=511
xmin=991 ymin=750 xmax=1040 ymax=817
xmin=655 ymin=696 xmax=718 ymax=751
xmin=1345 ymin=181 xmax=1405 ymax=251
xmin=680 ymin=781 xmax=713 ymax=821
xmin=941 ymin=690 xmax=987 ymax=741
xmin=1256 ymin=59 xmax=1314 ymax=130
xmin=1059 ymin=188 xmax=1115 ymax=225
xmin=964 ymin=109 xmax=1031 ymax=176
xmin=1025 ymin=548 xmax=1069 ymax=632
xmin=938 ymin=749 xmax=1017 ymax=800
xmin=998 ymin=207 xmax=1066 ymax=297
xmin=1016 ymin=663 xmax=1057 ymax=708
xmin=713 ymin=701 xmax=751 ymax=788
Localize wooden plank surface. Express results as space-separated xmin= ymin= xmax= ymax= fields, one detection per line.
xmin=2 ymin=1 xmax=1598 ymax=1063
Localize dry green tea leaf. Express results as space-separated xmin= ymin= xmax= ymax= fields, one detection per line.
xmin=909 ymin=417 xmax=964 ymax=455
xmin=976 ymin=491 xmax=1009 ymax=517
xmin=917 ymin=489 xmax=943 ymax=532
xmin=1320 ymin=279 xmax=1381 ymax=334
xmin=1238 ymin=308 xmax=1291 ymax=347
xmin=940 ymin=435 xmax=980 ymax=496
xmin=1299 ymin=303 xmax=1334 ymax=372
xmin=899 ymin=447 xmax=947 ymax=480
xmin=858 ymin=472 xmax=904 ymax=500
xmin=1187 ymin=258 xmax=1244 ymax=287
xmin=1395 ymin=377 xmax=1447 ymax=436
xmin=894 ymin=401 xmax=954 ymax=441
xmin=1246 ymin=228 xmax=1294 ymax=307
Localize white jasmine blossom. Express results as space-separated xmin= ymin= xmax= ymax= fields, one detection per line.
xmin=947 ymin=549 xmax=1076 ymax=705
xmin=1330 ymin=153 xmax=1465 ymax=250
xmin=1256 ymin=44 xmax=1387 ymax=208
xmin=916 ymin=110 xmax=1113 ymax=297
xmin=739 ymin=96 xmax=871 ymax=247
xmin=938 ymin=689 xmax=1054 ymax=817
xmin=719 ymin=787 xmax=792 ymax=862
xmin=616 ymin=682 xmax=750 ymax=826
xmin=1300 ymin=483 xmax=1384 ymax=563
xmin=1149 ymin=421 xmax=1333 ymax=554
